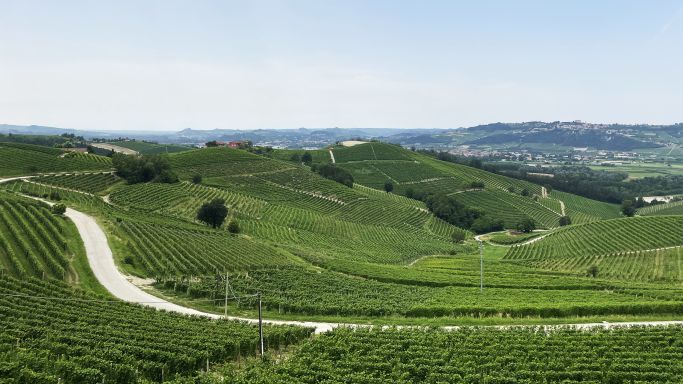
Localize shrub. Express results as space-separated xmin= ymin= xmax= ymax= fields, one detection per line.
xmin=191 ymin=174 xmax=203 ymax=184
xmin=227 ymin=220 xmax=240 ymax=234
xmin=451 ymin=231 xmax=465 ymax=243
xmin=301 ymin=152 xmax=313 ymax=165
xmin=51 ymin=203 xmax=66 ymax=215
xmin=384 ymin=180 xmax=394 ymax=193
xmin=49 ymin=191 xmax=62 ymax=201
xmin=559 ymin=216 xmax=572 ymax=226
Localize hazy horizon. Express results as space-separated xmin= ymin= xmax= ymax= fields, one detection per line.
xmin=2 ymin=0 xmax=682 ymax=131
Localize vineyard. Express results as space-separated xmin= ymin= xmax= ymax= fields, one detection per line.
xmin=638 ymin=200 xmax=683 ymax=216
xmin=0 ymin=142 xmax=112 ymax=176
xmin=107 ymin=141 xmax=193 ymax=154
xmin=3 ymin=138 xmax=683 ymax=383
xmin=505 ymin=216 xmax=683 ymax=261
xmin=158 ymin=265 xmax=683 ymax=318
xmin=33 ymin=172 xmax=120 ymax=194
xmin=0 ymin=194 xmax=74 ymax=280
xmin=228 ymin=326 xmax=683 ymax=383
xmin=117 ymin=220 xmax=294 ymax=276
xmin=0 ymin=276 xmax=312 ymax=383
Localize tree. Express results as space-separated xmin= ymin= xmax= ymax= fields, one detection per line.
xmin=227 ymin=220 xmax=240 ymax=234
xmin=384 ymin=180 xmax=394 ymax=193
xmin=197 ymin=199 xmax=228 ymax=229
xmin=507 ymin=186 xmax=516 ymax=193
xmin=312 ymin=164 xmax=353 ymax=187
xmin=520 ymin=188 xmax=530 ymax=197
xmin=515 ymin=218 xmax=536 ymax=233
xmin=51 ymin=203 xmax=66 ymax=215
xmin=469 ymin=181 xmax=485 ymax=189
xmin=621 ymin=199 xmax=636 ymax=217
xmin=558 ymin=215 xmax=572 ymax=226
xmin=112 ymin=153 xmax=177 ymax=184
xmin=587 ymin=265 xmax=599 ymax=278
xmin=205 ymin=141 xmax=219 ymax=147
xmin=301 ymin=152 xmax=313 ymax=165
xmin=192 ymin=174 xmax=202 ymax=184
xmin=451 ymin=231 xmax=465 ymax=243
xmin=290 ymin=153 xmax=301 ymax=163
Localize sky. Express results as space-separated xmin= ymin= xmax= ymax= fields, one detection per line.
xmin=1 ymin=0 xmax=682 ymax=131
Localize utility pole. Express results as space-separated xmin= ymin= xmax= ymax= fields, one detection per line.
xmin=258 ymin=292 xmax=264 ymax=357
xmin=478 ymin=239 xmax=484 ymax=292
xmin=224 ymin=272 xmax=229 ymax=318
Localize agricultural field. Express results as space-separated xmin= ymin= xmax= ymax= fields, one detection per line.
xmin=505 ymin=216 xmax=683 ymax=262
xmin=107 ymin=140 xmax=193 ymax=154
xmin=0 ymin=194 xmax=75 ymax=279
xmin=227 ymin=326 xmax=683 ymax=383
xmin=0 ymin=276 xmax=312 ymax=383
xmin=3 ymin=139 xmax=683 ymax=382
xmin=638 ymin=199 xmax=683 ymax=216
xmin=0 ymin=142 xmax=112 ymax=176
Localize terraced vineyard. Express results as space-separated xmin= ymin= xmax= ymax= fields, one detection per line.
xmin=0 ymin=194 xmax=74 ymax=279
xmin=451 ymin=189 xmax=560 ymax=228
xmin=34 ymin=172 xmax=120 ymax=194
xmin=231 ymin=326 xmax=683 ymax=383
xmin=168 ymin=147 xmax=294 ymax=178
xmin=638 ymin=200 xmax=683 ymax=216
xmin=0 ymin=142 xmax=112 ymax=176
xmin=118 ymin=220 xmax=293 ymax=275
xmin=0 ymin=276 xmax=312 ymax=383
xmin=505 ymin=216 xmax=683 ymax=263
xmin=521 ymin=247 xmax=683 ymax=282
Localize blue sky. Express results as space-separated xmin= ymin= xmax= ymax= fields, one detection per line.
xmin=1 ymin=0 xmax=682 ymax=131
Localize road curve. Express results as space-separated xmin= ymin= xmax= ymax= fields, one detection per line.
xmin=65 ymin=207 xmax=344 ymax=333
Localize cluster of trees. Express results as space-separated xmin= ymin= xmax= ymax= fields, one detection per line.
xmin=488 ymin=163 xmax=683 ymax=204
xmin=311 ymin=164 xmax=354 ymax=188
xmin=290 ymin=152 xmax=313 ymax=165
xmin=0 ymin=133 xmax=87 ymax=148
xmin=405 ymin=190 xmax=503 ymax=234
xmin=112 ymin=153 xmax=178 ymax=184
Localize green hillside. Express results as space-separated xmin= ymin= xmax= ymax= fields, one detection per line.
xmin=638 ymin=200 xmax=683 ymax=216
xmin=505 ymin=216 xmax=683 ymax=281
xmin=296 ymin=143 xmax=621 ymax=229
xmin=0 ymin=142 xmax=112 ymax=177
xmin=108 ymin=140 xmax=193 ymax=154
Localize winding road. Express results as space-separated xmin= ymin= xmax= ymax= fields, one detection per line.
xmin=3 ymin=176 xmax=683 ymax=333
